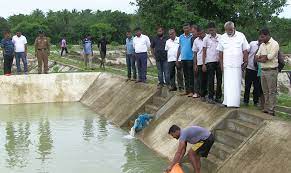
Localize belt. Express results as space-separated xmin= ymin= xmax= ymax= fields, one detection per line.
xmin=38 ymin=48 xmax=47 ymax=50
xmin=262 ymin=67 xmax=277 ymax=71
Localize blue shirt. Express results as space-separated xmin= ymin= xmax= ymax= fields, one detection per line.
xmin=1 ymin=38 xmax=14 ymax=56
xmin=83 ymin=38 xmax=93 ymax=55
xmin=179 ymin=34 xmax=193 ymax=60
xmin=126 ymin=37 xmax=134 ymax=54
xmin=179 ymin=126 xmax=210 ymax=144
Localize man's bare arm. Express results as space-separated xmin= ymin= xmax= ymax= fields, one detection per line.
xmin=169 ymin=141 xmax=187 ymax=169
xmin=219 ymin=51 xmax=223 ymax=71
xmin=202 ymin=47 xmax=207 ymax=65
xmin=177 ymin=46 xmax=181 ymax=62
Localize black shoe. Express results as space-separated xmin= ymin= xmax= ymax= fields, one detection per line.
xmin=207 ymin=99 xmax=216 ymax=104
xmin=215 ymin=99 xmax=222 ymax=104
xmin=157 ymin=83 xmax=164 ymax=89
xmin=201 ymin=97 xmax=206 ymax=102
xmin=169 ymin=87 xmax=177 ymax=92
xmin=243 ymin=102 xmax=249 ymax=106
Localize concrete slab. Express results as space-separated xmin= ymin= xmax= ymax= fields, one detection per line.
xmin=137 ymin=95 xmax=233 ymax=159
xmin=80 ymin=73 xmax=157 ymax=126
xmin=218 ymin=120 xmax=291 ymax=173
xmin=0 ymin=72 xmax=100 ymax=104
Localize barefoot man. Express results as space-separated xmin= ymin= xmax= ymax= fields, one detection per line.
xmin=166 ymin=125 xmax=214 ymax=173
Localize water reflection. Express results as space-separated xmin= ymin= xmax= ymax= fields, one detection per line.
xmin=96 ymin=118 xmax=108 ymax=142
xmin=83 ymin=118 xmax=95 ymax=141
xmin=37 ymin=118 xmax=53 ymax=162
xmin=5 ymin=122 xmax=31 ymax=168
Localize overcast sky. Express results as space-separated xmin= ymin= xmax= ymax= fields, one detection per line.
xmin=0 ymin=0 xmax=290 ymax=18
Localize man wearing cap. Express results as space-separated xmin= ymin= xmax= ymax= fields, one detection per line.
xmin=34 ymin=30 xmax=51 ymax=74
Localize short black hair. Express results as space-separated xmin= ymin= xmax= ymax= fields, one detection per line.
xmin=183 ymin=23 xmax=191 ymax=27
xmin=156 ymin=26 xmax=164 ymax=30
xmin=207 ymin=22 xmax=216 ymax=29
xmin=134 ymin=27 xmax=142 ymax=31
xmin=259 ymin=28 xmax=270 ymax=36
xmin=169 ymin=28 xmax=176 ymax=32
xmin=168 ymin=125 xmax=181 ymax=134
xmin=3 ymin=30 xmax=10 ymax=34
xmin=191 ymin=24 xmax=198 ymax=30
xmin=126 ymin=30 xmax=131 ymax=33
xmin=196 ymin=25 xmax=204 ymax=32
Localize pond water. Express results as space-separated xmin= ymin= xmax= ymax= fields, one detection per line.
xmin=0 ymin=102 xmax=167 ymax=173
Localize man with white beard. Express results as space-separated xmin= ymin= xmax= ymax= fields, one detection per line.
xmin=217 ymin=21 xmax=249 ymax=108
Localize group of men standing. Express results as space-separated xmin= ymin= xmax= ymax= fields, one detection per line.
xmin=82 ymin=34 xmax=108 ymax=69
xmin=125 ymin=21 xmax=280 ymax=116
xmin=1 ymin=30 xmax=51 ymax=75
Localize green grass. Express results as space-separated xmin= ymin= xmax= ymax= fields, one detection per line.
xmin=278 ymin=94 xmax=291 ymax=107
xmin=282 ymin=42 xmax=291 ymax=54
xmin=276 ymin=112 xmax=291 ymax=121
xmin=283 ymin=64 xmax=291 ymax=71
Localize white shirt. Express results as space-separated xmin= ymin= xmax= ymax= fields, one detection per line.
xmin=12 ymin=35 xmax=27 ymax=53
xmin=217 ymin=31 xmax=249 ymax=68
xmin=203 ymin=34 xmax=221 ymax=63
xmin=165 ymin=37 xmax=181 ymax=62
xmin=247 ymin=41 xmax=259 ymax=70
xmin=133 ymin=34 xmax=151 ymax=53
xmin=192 ymin=37 xmax=204 ymax=65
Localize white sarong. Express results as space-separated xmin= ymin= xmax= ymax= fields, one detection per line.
xmin=223 ymin=67 xmax=242 ymax=107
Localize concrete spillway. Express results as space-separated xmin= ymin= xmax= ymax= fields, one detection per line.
xmin=1 ymin=72 xmax=291 ymax=173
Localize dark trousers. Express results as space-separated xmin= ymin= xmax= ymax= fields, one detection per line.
xmin=100 ymin=50 xmax=106 ymax=68
xmin=182 ymin=60 xmax=194 ymax=93
xmin=15 ymin=52 xmax=28 ymax=73
xmin=3 ymin=55 xmax=14 ymax=74
xmin=168 ymin=61 xmax=184 ymax=89
xmin=136 ymin=52 xmax=148 ymax=82
xmin=197 ymin=65 xmax=208 ymax=97
xmin=61 ymin=47 xmax=68 ymax=56
xmin=207 ymin=62 xmax=222 ymax=100
xmin=156 ymin=59 xmax=170 ymax=85
xmin=126 ymin=54 xmax=137 ymax=79
xmin=244 ymin=68 xmax=261 ymax=104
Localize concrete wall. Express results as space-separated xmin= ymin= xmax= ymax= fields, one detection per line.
xmin=80 ymin=73 xmax=157 ymax=126
xmin=218 ymin=120 xmax=291 ymax=173
xmin=137 ymin=95 xmax=233 ymax=159
xmin=0 ymin=73 xmax=99 ymax=104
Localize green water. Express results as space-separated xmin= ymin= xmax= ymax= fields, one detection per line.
xmin=0 ymin=102 xmax=167 ymax=173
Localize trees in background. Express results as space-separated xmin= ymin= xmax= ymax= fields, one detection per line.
xmin=3 ymin=9 xmax=132 ymax=44
xmin=135 ymin=0 xmax=289 ymax=43
xmin=1 ymin=1 xmax=291 ymax=47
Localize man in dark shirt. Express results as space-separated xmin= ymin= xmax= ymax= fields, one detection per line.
xmin=1 ymin=31 xmax=14 ymax=75
xmin=151 ymin=27 xmax=169 ymax=88
xmin=98 ymin=33 xmax=108 ymax=69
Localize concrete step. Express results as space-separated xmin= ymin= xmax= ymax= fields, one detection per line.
xmin=201 ymin=153 xmax=223 ymax=173
xmin=214 ymin=129 xmax=245 ymax=148
xmin=237 ymin=112 xmax=265 ymax=125
xmin=145 ymin=104 xmax=159 ymax=114
xmin=156 ymin=87 xmax=171 ymax=98
xmin=152 ymin=96 xmax=167 ymax=106
xmin=226 ymin=119 xmax=256 ymax=137
xmin=210 ymin=142 xmax=235 ymax=161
